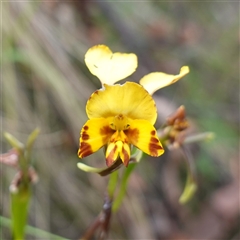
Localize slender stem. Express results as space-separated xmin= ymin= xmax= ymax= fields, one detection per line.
xmin=112 ymin=163 xmax=137 ymax=212
xmin=178 ymin=146 xmax=197 ymax=204
xmin=107 ymin=170 xmax=119 ymax=199
xmin=184 ymin=132 xmax=214 ymax=144
xmin=181 ymin=146 xmax=196 ymax=181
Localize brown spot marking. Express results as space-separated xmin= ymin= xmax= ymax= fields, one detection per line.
xmin=78 ymin=142 xmax=93 ymax=158
xmin=149 ymin=137 xmax=163 ymax=157
xmin=81 ymin=131 xmax=89 ymax=140
xmin=125 ymin=128 xmax=139 ymax=144
xmin=106 ymin=145 xmax=118 ymax=167
xmin=150 ymin=136 xmax=159 ymax=143
xmin=121 ymin=147 xmax=130 ymax=167
xmin=100 ymin=125 xmax=114 ymax=143
xmin=100 ymin=125 xmax=114 ymax=135
xmin=151 ymin=130 xmax=155 ymax=136
xmin=83 ymin=125 xmax=89 ymax=131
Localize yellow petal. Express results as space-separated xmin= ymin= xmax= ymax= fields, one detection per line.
xmin=119 ymin=142 xmax=131 ymax=166
xmin=106 ymin=142 xmax=120 ymax=167
xmin=139 ymin=66 xmax=190 ymax=95
xmin=86 ymin=82 xmax=157 ymax=125
xmin=78 ymin=118 xmax=114 ymax=158
xmin=125 ymin=119 xmax=164 ymax=157
xmin=85 ymin=45 xmax=138 ymax=85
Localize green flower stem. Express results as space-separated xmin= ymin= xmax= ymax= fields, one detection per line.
xmin=11 ymin=185 xmax=31 ymax=240
xmin=0 ymin=216 xmax=70 ymax=240
xmin=107 ymin=150 xmax=142 ymax=212
xmin=107 ymin=170 xmax=119 ymax=199
xmin=112 ymin=163 xmax=137 ymax=212
xmin=179 ymin=173 xmax=197 ymax=204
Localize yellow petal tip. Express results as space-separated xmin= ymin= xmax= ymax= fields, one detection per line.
xmin=140 ymin=66 xmax=190 ymax=95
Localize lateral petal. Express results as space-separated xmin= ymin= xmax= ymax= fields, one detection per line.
xmin=140 ymin=66 xmax=189 ymax=95
xmin=85 ymin=45 xmax=138 ymax=85
xmin=105 ymin=142 xmax=120 ymax=167
xmin=86 ymin=82 xmax=157 ymax=125
xmin=119 ymin=142 xmax=131 ymax=167
xmin=78 ymin=118 xmax=114 ymax=158
xmin=125 ymin=119 xmax=164 ymax=157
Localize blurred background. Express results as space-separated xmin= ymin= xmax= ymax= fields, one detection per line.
xmin=1 ymin=1 xmax=239 ymax=239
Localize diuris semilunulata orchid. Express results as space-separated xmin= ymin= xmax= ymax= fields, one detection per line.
xmin=78 ymin=45 xmax=189 ymax=167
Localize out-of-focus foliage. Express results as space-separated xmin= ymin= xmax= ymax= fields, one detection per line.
xmin=1 ymin=1 xmax=239 ymax=239
xmin=3 ymin=129 xmax=39 ymax=240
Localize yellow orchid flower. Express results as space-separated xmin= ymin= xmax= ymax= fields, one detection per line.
xmin=78 ymin=45 xmax=189 ymax=167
